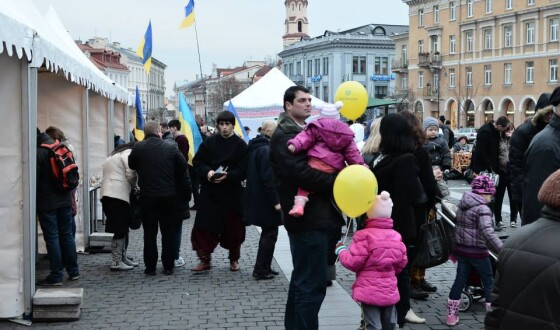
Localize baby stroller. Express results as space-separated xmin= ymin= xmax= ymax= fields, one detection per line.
xmin=436 ymin=198 xmax=500 ymax=312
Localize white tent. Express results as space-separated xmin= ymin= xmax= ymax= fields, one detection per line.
xmin=223 ymin=68 xmax=324 ymax=135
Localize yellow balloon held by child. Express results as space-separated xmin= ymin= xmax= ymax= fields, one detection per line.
xmin=333 ymin=165 xmax=378 ymax=218
xmin=334 ymin=81 xmax=368 ymax=120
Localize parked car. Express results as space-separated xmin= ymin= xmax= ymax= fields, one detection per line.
xmin=456 ymin=127 xmax=478 ymax=142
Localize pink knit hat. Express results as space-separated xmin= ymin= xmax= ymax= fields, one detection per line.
xmin=320 ymin=101 xmax=343 ymax=119
xmin=471 ymin=175 xmax=496 ymax=195
xmin=367 ymin=191 xmax=393 ymax=219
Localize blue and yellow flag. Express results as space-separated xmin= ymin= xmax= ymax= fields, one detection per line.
xmin=178 ymin=93 xmax=203 ymax=164
xmin=227 ymin=101 xmax=249 ymax=143
xmin=180 ymin=0 xmax=195 ymax=29
xmin=136 ymin=20 xmax=153 ymax=73
xmin=134 ymin=86 xmax=145 ymax=141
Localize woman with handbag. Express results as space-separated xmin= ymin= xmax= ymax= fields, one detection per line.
xmin=369 ymin=114 xmax=426 ymax=327
xmin=101 ymin=142 xmax=138 ymax=271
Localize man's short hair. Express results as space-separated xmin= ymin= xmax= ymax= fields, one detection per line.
xmin=168 ymin=119 xmax=181 ymax=130
xmin=439 ymin=115 xmax=446 ymax=122
xmin=283 ymin=86 xmax=310 ymax=111
xmin=216 ymin=111 xmax=236 ymax=126
xmin=144 ymin=121 xmax=160 ymax=136
xmin=160 ymin=122 xmax=169 ymax=129
xmin=495 ymin=116 xmax=510 ymax=128
xmin=445 ymin=120 xmax=451 ymax=125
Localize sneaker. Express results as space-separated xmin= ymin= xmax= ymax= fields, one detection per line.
xmin=510 ymin=222 xmax=517 ymax=228
xmin=405 ymin=309 xmax=426 ymax=324
xmin=69 ymin=274 xmax=80 ymax=281
xmin=484 ymin=302 xmax=493 ymax=312
xmin=446 ymin=314 xmax=459 ymax=326
xmin=497 ymin=222 xmax=507 ymax=228
xmin=37 ymin=276 xmax=63 ymax=286
xmin=174 ymin=257 xmax=186 ymax=268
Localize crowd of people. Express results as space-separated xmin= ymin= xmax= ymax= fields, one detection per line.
xmin=35 ymin=84 xmax=560 ymax=329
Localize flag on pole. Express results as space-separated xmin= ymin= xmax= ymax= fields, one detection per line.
xmin=179 ymin=0 xmax=195 ymax=29
xmin=136 ymin=20 xmax=153 ymax=73
xmin=227 ymin=101 xmax=249 ymax=142
xmin=178 ymin=93 xmax=203 ymax=164
xmin=134 ymin=86 xmax=145 ymax=141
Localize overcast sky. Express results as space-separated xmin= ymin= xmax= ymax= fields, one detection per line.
xmin=32 ymin=0 xmax=409 ymax=97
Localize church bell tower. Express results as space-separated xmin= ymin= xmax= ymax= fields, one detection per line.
xmin=283 ymin=0 xmax=309 ymax=48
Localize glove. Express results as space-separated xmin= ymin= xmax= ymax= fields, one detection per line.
xmin=335 ymin=240 xmax=347 ymax=255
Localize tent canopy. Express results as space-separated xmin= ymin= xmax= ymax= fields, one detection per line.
xmin=367 ymin=97 xmax=399 ymax=108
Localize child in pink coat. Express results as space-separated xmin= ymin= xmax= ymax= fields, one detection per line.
xmin=336 ymin=191 xmax=408 ymax=330
xmin=287 ymin=101 xmax=365 ymax=217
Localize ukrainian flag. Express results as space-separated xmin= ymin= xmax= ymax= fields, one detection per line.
xmin=136 ymin=21 xmax=153 ymax=73
xmin=178 ymin=93 xmax=203 ymax=164
xmin=134 ymin=86 xmax=145 ymax=141
xmin=180 ymin=0 xmax=195 ymax=29
xmin=227 ymin=101 xmax=249 ymax=143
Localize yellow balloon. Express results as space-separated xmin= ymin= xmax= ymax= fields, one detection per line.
xmin=333 ymin=165 xmax=378 ymax=218
xmin=335 ymin=81 xmax=369 ymax=120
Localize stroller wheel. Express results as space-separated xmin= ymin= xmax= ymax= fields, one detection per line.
xmin=459 ymin=292 xmax=472 ymax=311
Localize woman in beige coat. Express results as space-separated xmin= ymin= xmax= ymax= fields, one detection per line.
xmin=101 ymin=142 xmax=138 ymax=271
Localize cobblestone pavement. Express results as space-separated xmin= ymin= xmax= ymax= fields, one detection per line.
xmin=0 ymin=178 xmax=517 ymax=329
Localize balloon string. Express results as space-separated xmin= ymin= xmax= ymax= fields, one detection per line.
xmin=335 ymin=216 xmax=354 ymax=264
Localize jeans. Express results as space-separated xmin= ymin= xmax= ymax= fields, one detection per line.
xmin=449 ymin=255 xmax=494 ymax=302
xmin=361 ymin=304 xmax=398 ymax=330
xmin=37 ymin=207 xmax=79 ymax=282
xmin=253 ymin=226 xmax=279 ymax=275
xmin=285 ymin=229 xmax=329 ymax=330
xmin=140 ymin=196 xmax=176 ymax=271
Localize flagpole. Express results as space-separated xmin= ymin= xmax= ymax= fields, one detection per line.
xmin=193 ymin=19 xmax=208 ymax=125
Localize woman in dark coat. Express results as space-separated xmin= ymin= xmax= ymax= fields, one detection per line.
xmin=369 ymin=114 xmax=426 ymax=327
xmin=243 ymin=120 xmax=282 ymax=280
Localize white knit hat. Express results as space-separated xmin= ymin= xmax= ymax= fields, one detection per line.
xmin=320 ymin=101 xmax=343 ymax=119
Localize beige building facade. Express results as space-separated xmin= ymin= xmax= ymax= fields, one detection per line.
xmin=401 ymin=0 xmax=560 ymax=128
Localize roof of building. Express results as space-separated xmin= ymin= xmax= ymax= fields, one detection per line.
xmin=78 ymin=43 xmax=129 ymax=71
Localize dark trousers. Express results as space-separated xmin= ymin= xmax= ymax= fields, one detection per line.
xmin=174 ymin=220 xmax=183 ymax=260
xmin=189 ymin=166 xmax=200 ymax=207
xmin=253 ymin=226 xmax=279 ymax=275
xmin=361 ymin=304 xmax=398 ymax=330
xmin=285 ymin=229 xmax=329 ymax=330
xmin=191 ymin=212 xmax=245 ymax=261
xmin=449 ymin=256 xmax=493 ymax=302
xmin=494 ymin=174 xmax=519 ymax=224
xmin=140 ymin=196 xmax=176 ymax=271
xmin=396 ymin=240 xmax=415 ymax=327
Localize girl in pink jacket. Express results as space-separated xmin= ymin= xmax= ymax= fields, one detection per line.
xmin=336 ymin=191 xmax=408 ymax=330
xmin=287 ymin=101 xmax=365 ymax=217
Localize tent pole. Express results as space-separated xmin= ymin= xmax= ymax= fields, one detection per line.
xmin=108 ymin=100 xmax=114 ymax=154
xmin=82 ymin=89 xmax=90 ymax=249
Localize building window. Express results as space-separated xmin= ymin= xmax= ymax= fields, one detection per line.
xmin=375 ymin=86 xmax=388 ymax=99
xmin=433 ymin=5 xmax=440 ymax=23
xmin=486 ymin=0 xmax=492 ymax=13
xmin=484 ymin=29 xmax=493 ymax=50
xmin=307 ymin=60 xmax=312 ymax=77
xmin=550 ymin=18 xmax=559 ymax=42
xmin=504 ymin=25 xmax=513 ymax=47
xmin=526 ymin=61 xmax=534 ymax=83
xmin=550 ymin=59 xmax=558 ymax=82
xmin=418 ymin=9 xmax=424 ymax=26
xmin=528 ymin=0 xmax=535 ymax=5
xmin=323 ymin=57 xmax=329 ymax=75
xmin=296 ymin=61 xmax=302 ymax=75
xmin=352 ymin=56 xmax=366 ymax=74
xmin=505 ymin=0 xmax=512 ymax=10
xmin=450 ymin=35 xmax=456 ymax=53
xmin=418 ymin=71 xmax=424 ymax=88
xmin=431 ymin=35 xmax=440 ymax=53
xmin=467 ymin=0 xmax=474 ymax=17
xmin=315 ymin=86 xmax=319 ymax=97
xmin=484 ymin=65 xmax=492 ymax=85
xmin=418 ymin=40 xmax=425 ymax=53
xmin=284 ymin=64 xmax=288 ymax=75
xmin=466 ymin=31 xmax=473 ymax=52
xmin=504 ymin=63 xmax=512 ymax=84
xmin=382 ymin=57 xmax=388 ymax=74
xmin=401 ymin=76 xmax=408 ymax=90
xmin=450 ymin=2 xmax=456 ymax=21
xmin=375 ymin=58 xmax=381 ymax=74
xmin=323 ymin=85 xmax=329 ymax=102
xmin=401 ymin=45 xmax=408 ymax=61
xmin=526 ymin=22 xmax=535 ymax=45
xmin=314 ymin=59 xmax=320 ymax=75
xmin=466 ymin=67 xmax=473 ymax=86
xmin=449 ymin=68 xmax=456 ymax=87
xmin=289 ymin=63 xmax=293 ymax=75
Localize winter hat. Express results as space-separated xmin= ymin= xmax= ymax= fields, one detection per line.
xmin=538 ymin=169 xmax=560 ymax=209
xmin=471 ymin=175 xmax=496 ymax=195
xmin=423 ymin=116 xmax=439 ymax=131
xmin=550 ymin=86 xmax=560 ymax=107
xmin=320 ymin=101 xmax=343 ymax=119
xmin=366 ymin=191 xmax=393 ymax=219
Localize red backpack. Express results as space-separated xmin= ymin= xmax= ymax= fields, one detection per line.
xmin=40 ymin=140 xmax=80 ymax=192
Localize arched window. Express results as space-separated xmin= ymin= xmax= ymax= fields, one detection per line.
xmin=298 ymin=21 xmax=303 ymax=32
xmin=373 ymin=27 xmax=386 ymax=36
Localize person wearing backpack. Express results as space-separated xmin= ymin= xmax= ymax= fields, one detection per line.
xmin=36 ymin=128 xmax=80 ymax=286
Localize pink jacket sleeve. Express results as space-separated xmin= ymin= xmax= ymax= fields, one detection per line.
xmin=343 ymin=140 xmax=366 ymax=165
xmin=338 ymin=235 xmax=369 ymax=273
xmin=287 ymin=127 xmax=317 ymax=153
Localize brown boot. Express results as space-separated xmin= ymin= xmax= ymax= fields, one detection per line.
xmin=191 ymin=251 xmax=211 ymax=272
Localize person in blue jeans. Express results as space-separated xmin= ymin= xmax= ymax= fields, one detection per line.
xmin=446 ymin=175 xmax=503 ymax=326
xmin=36 ymin=129 xmax=79 ymax=286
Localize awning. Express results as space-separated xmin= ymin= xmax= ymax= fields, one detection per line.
xmin=366 ymin=98 xmax=399 ymax=108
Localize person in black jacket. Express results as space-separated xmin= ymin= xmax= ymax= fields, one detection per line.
xmin=244 ymin=120 xmax=281 ymax=280
xmin=485 ymin=169 xmax=560 ymax=329
xmin=270 ymin=86 xmax=344 ymax=330
xmin=36 ymin=129 xmax=80 ymax=286
xmin=508 ymin=93 xmax=553 ymax=223
xmin=128 ymin=121 xmax=188 ymax=275
xmin=190 ymin=111 xmax=248 ymax=272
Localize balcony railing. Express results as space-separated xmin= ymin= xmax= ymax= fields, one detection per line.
xmin=422 ymin=85 xmax=439 ymax=98
xmin=391 ymin=59 xmax=409 ymax=72
xmin=418 ymin=52 xmax=442 ymax=68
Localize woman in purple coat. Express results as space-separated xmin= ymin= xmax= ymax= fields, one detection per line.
xmin=286 ymin=101 xmax=365 ymax=217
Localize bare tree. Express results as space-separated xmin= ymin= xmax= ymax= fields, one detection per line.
xmin=453 ymin=83 xmax=480 ymax=128
xmin=207 ymin=77 xmax=246 ymax=114
xmin=387 ymin=88 xmax=416 ymax=112
xmin=147 ymin=107 xmax=169 ymax=123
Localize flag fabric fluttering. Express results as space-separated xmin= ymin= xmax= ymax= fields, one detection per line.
xmin=179 ymin=0 xmax=195 ymax=29
xmin=136 ymin=20 xmax=153 ymax=73
xmin=227 ymin=101 xmax=249 ymax=142
xmin=134 ymin=86 xmax=145 ymax=141
xmin=178 ymin=93 xmax=203 ymax=164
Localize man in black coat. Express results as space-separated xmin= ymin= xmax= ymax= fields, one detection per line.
xmin=508 ymin=93 xmax=553 ymax=222
xmin=522 ymin=87 xmax=560 ymax=225
xmin=270 ymin=86 xmax=344 ymax=330
xmin=128 ymin=121 xmax=188 ymax=275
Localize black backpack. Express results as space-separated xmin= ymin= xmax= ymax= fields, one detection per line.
xmin=40 ymin=141 xmax=80 ymax=192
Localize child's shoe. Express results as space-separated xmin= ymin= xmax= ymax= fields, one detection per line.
xmin=484 ymin=302 xmax=493 ymax=312
xmin=446 ymin=298 xmax=461 ymax=326
xmin=288 ymin=196 xmax=308 ymax=217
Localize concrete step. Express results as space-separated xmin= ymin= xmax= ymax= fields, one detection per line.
xmin=33 ymin=288 xmax=83 ymax=305
xmin=89 ymin=232 xmax=113 ymax=247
